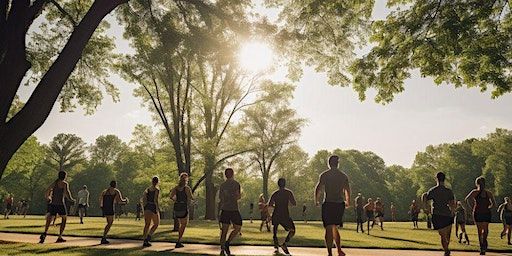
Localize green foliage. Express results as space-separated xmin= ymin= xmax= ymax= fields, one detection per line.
xmin=45 ymin=133 xmax=86 ymax=173
xmin=350 ymin=0 xmax=512 ymax=103
xmin=71 ymin=163 xmax=116 ymax=216
xmin=90 ymin=134 xmax=129 ymax=165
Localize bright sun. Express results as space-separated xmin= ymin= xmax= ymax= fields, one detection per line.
xmin=238 ymin=41 xmax=274 ymax=72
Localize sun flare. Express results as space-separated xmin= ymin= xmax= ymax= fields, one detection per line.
xmin=238 ymin=41 xmax=274 ymax=72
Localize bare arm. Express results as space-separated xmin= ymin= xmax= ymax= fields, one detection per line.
xmin=421 ymin=192 xmax=428 ymax=206
xmin=154 ymin=189 xmax=160 ymax=211
xmin=65 ymin=183 xmax=75 ymax=202
xmin=116 ymin=189 xmax=128 ymax=204
xmin=489 ymin=192 xmax=496 ymax=209
xmin=170 ymin=188 xmax=177 ymax=202
xmin=314 ymin=181 xmax=323 ymax=206
xmin=497 ymin=203 xmax=505 ymax=213
xmin=142 ymin=190 xmax=148 ymax=206
xmin=45 ymin=184 xmax=53 ymax=201
xmin=465 ymin=190 xmax=476 ymax=209
xmin=99 ymin=190 xmax=105 ymax=208
xmin=343 ymin=181 xmax=351 ymax=208
xmin=86 ymin=191 xmax=90 ymax=206
xmin=185 ymin=187 xmax=194 ymax=204
xmin=268 ymin=193 xmax=275 ymax=208
xmin=290 ymin=191 xmax=297 ymax=207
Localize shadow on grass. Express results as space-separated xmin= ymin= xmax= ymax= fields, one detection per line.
xmin=370 ymin=234 xmax=435 ymax=246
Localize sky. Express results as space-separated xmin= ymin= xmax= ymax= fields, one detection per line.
xmin=18 ymin=1 xmax=512 ymax=167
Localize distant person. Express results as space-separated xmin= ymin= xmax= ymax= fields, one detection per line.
xmin=39 ymin=171 xmax=75 ymax=243
xmin=100 ymin=180 xmax=128 ymax=244
xmin=19 ymin=200 xmax=29 ymax=218
xmin=390 ymin=202 xmax=397 ymax=222
xmin=136 ymin=200 xmax=142 ymax=221
xmin=249 ymin=202 xmax=254 ymax=223
xmin=465 ymin=176 xmax=496 ymax=255
xmin=496 ymin=197 xmax=511 ymax=245
xmin=302 ymin=204 xmax=308 ymax=224
xmin=77 ymin=185 xmax=89 ymax=224
xmin=354 ymin=193 xmax=364 ymax=233
xmin=219 ymin=168 xmax=242 ymax=256
xmin=424 ymin=204 xmax=433 ymax=229
xmin=409 ymin=200 xmax=420 ymax=229
xmin=170 ymin=172 xmax=193 ymax=248
xmin=15 ymin=200 xmax=22 ymax=215
xmin=315 ymin=155 xmax=351 ymax=256
xmin=142 ymin=176 xmax=160 ymax=247
xmin=268 ymin=178 xmax=296 ymax=255
xmin=422 ymin=172 xmax=455 ymax=256
xmin=373 ymin=198 xmax=384 ymax=230
xmin=4 ymin=194 xmax=13 ymax=219
xmin=454 ymin=201 xmax=469 ymax=244
xmin=363 ymin=198 xmax=374 ymax=235
xmin=258 ymin=194 xmax=270 ymax=232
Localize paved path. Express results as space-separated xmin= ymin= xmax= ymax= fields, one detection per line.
xmin=0 ymin=232 xmax=510 ymax=255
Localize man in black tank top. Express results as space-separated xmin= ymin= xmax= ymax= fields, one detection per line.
xmin=40 ymin=171 xmax=75 ymax=244
xmin=268 ymin=178 xmax=296 ymax=255
xmin=100 ymin=180 xmax=128 ymax=244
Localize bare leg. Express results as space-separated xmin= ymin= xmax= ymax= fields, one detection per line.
xmin=273 ymin=225 xmax=279 ymax=248
xmin=142 ymin=211 xmax=152 ymax=240
xmin=43 ymin=213 xmax=54 ymax=234
xmin=149 ymin=213 xmax=160 ymax=236
xmin=507 ymin=225 xmax=511 ymax=245
xmin=325 ymin=225 xmax=334 ymax=256
xmin=333 ymin=226 xmax=345 ymax=256
xmin=220 ymin=223 xmax=230 ymax=250
xmin=103 ymin=216 xmax=114 ymax=238
xmin=228 ymin=225 xmax=241 ymax=243
xmin=59 ymin=216 xmax=67 ymax=238
xmin=177 ymin=217 xmax=188 ymax=243
xmin=438 ymin=225 xmax=451 ymax=254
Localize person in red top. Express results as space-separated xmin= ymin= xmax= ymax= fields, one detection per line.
xmin=4 ymin=194 xmax=13 ymax=219
xmin=465 ymin=176 xmax=496 ymax=255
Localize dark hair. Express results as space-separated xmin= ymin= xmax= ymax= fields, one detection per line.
xmin=278 ymin=178 xmax=286 ymax=188
xmin=436 ymin=172 xmax=446 ymax=182
xmin=58 ymin=171 xmax=67 ymax=181
xmin=328 ymin=155 xmax=339 ymax=168
xmin=475 ymin=176 xmax=485 ymax=190
xmin=110 ymin=180 xmax=117 ymax=188
xmin=179 ymin=172 xmax=188 ymax=187
xmin=152 ymin=176 xmax=159 ymax=185
xmin=225 ymin=168 xmax=234 ymax=179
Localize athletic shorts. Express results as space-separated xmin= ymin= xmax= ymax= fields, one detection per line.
xmin=504 ymin=214 xmax=512 ymax=225
xmin=48 ymin=204 xmax=67 ymax=216
xmin=411 ymin=214 xmax=419 ymax=221
xmin=78 ymin=204 xmax=87 ymax=210
xmin=322 ymin=202 xmax=345 ymax=227
xmin=432 ymin=214 xmax=453 ymax=230
xmin=474 ymin=212 xmax=492 ymax=223
xmin=144 ymin=204 xmax=158 ymax=214
xmin=173 ymin=202 xmax=189 ymax=219
xmin=220 ymin=210 xmax=243 ymax=226
xmin=272 ymin=216 xmax=295 ymax=231
xmin=375 ymin=211 xmax=384 ymax=218
xmin=454 ymin=217 xmax=465 ymax=224
xmin=260 ymin=211 xmax=269 ymax=221
xmin=366 ymin=210 xmax=374 ymax=220
xmin=102 ymin=206 xmax=115 ymax=216
xmin=356 ymin=208 xmax=364 ymax=223
xmin=6 ymin=203 xmax=12 ymax=211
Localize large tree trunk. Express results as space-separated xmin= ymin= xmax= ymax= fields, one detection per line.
xmin=205 ymin=172 xmax=217 ymax=220
xmin=0 ymin=0 xmax=127 ymax=179
xmin=262 ymin=170 xmax=269 ymax=200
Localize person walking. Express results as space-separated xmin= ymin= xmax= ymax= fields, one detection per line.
xmin=268 ymin=178 xmax=296 ymax=255
xmin=315 ymin=155 xmax=351 ymax=256
xmin=170 ymin=172 xmax=193 ymax=248
xmin=354 ymin=193 xmax=364 ymax=233
xmin=99 ymin=180 xmax=128 ymax=244
xmin=422 ymin=172 xmax=455 ymax=256
xmin=465 ymin=176 xmax=496 ymax=255
xmin=219 ymin=168 xmax=242 ymax=256
xmin=496 ymin=197 xmax=512 ymax=245
xmin=409 ymin=200 xmax=420 ymax=229
xmin=142 ymin=176 xmax=160 ymax=247
xmin=19 ymin=200 xmax=29 ymax=218
xmin=454 ymin=201 xmax=469 ymax=244
xmin=390 ymin=202 xmax=397 ymax=222
xmin=39 ymin=171 xmax=75 ymax=243
xmin=76 ymin=185 xmax=89 ymax=224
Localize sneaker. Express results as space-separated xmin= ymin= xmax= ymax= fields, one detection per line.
xmin=224 ymin=242 xmax=231 ymax=256
xmin=280 ymin=243 xmax=290 ymax=255
xmin=175 ymin=242 xmax=184 ymax=248
xmin=143 ymin=240 xmax=152 ymax=247
xmin=100 ymin=238 xmax=110 ymax=244
xmin=39 ymin=233 xmax=46 ymax=244
xmin=501 ymin=231 xmax=506 ymax=239
xmin=56 ymin=237 xmax=66 ymax=243
xmin=443 ymin=250 xmax=450 ymax=256
xmin=458 ymin=233 xmax=463 ymax=243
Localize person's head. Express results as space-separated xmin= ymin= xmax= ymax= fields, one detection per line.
xmin=58 ymin=170 xmax=67 ymax=181
xmin=152 ymin=176 xmax=159 ymax=186
xmin=412 ymin=199 xmax=416 ymax=204
xmin=376 ymin=197 xmax=381 ymax=202
xmin=328 ymin=155 xmax=339 ymax=169
xmin=457 ymin=200 xmax=462 ymax=206
xmin=82 ymin=185 xmax=87 ymax=190
xmin=259 ymin=193 xmax=265 ymax=200
xmin=179 ymin=172 xmax=189 ymax=187
xmin=225 ymin=168 xmax=234 ymax=179
xmin=391 ymin=202 xmax=394 ymax=206
xmin=367 ymin=198 xmax=373 ymax=203
xmin=357 ymin=192 xmax=362 ymax=197
xmin=505 ymin=197 xmax=510 ymax=203
xmin=110 ymin=180 xmax=117 ymax=188
xmin=435 ymin=172 xmax=446 ymax=184
xmin=475 ymin=176 xmax=485 ymax=190
xmin=278 ymin=178 xmax=286 ymax=189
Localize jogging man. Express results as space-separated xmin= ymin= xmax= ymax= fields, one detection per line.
xmin=268 ymin=178 xmax=296 ymax=255
xmin=100 ymin=180 xmax=128 ymax=244
xmin=77 ymin=185 xmax=89 ymax=224
xmin=422 ymin=172 xmax=455 ymax=256
xmin=219 ymin=168 xmax=242 ymax=256
xmin=315 ymin=155 xmax=351 ymax=256
xmin=355 ymin=193 xmax=364 ymax=233
xmin=373 ymin=197 xmax=384 ymax=230
xmin=4 ymin=194 xmax=13 ymax=219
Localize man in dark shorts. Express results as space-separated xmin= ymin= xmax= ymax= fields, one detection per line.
xmin=315 ymin=155 xmax=351 ymax=256
xmin=354 ymin=193 xmax=364 ymax=233
xmin=373 ymin=198 xmax=384 ymax=230
xmin=4 ymin=194 xmax=13 ymax=219
xmin=219 ymin=168 xmax=242 ymax=256
xmin=422 ymin=172 xmax=455 ymax=256
xmin=268 ymin=178 xmax=297 ymax=255
xmin=76 ymin=185 xmax=89 ymax=224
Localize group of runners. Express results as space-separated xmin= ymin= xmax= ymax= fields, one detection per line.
xmin=0 ymin=154 xmax=507 ymax=256
xmin=2 ymin=194 xmax=29 ymax=219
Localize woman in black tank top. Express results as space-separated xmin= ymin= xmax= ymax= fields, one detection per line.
xmin=142 ymin=176 xmax=160 ymax=247
xmin=170 ymin=173 xmax=193 ymax=248
xmin=100 ymin=180 xmax=128 ymax=244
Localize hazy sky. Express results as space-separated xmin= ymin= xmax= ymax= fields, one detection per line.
xmin=18 ymin=1 xmax=512 ymax=167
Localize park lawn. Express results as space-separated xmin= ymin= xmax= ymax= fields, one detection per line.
xmin=0 ymin=215 xmax=510 ymax=252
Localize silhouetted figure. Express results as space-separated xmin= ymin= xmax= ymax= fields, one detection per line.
xmin=136 ymin=201 xmax=142 ymax=221
xmin=268 ymin=178 xmax=296 ymax=255
xmin=409 ymin=200 xmax=420 ymax=229
xmin=142 ymin=176 xmax=160 ymax=247
xmin=4 ymin=194 xmax=13 ymax=219
xmin=422 ymin=172 xmax=455 ymax=256
xmin=454 ymin=201 xmax=469 ymax=244
xmin=100 ymin=180 xmax=128 ymax=244
xmin=355 ymin=193 xmax=364 ymax=233
xmin=373 ymin=198 xmax=384 ymax=230
xmin=170 ymin=173 xmax=193 ymax=249
xmin=19 ymin=200 xmax=29 ymax=218
xmin=219 ymin=168 xmax=242 ymax=256
xmin=249 ymin=202 xmax=254 ymax=223
xmin=302 ymin=204 xmax=308 ymax=224
xmin=258 ymin=194 xmax=271 ymax=232
xmin=315 ymin=155 xmax=351 ymax=256
xmin=497 ymin=197 xmax=511 ymax=245
xmin=465 ymin=176 xmax=496 ymax=255
xmin=363 ymin=198 xmax=374 ymax=235
xmin=77 ymin=185 xmax=89 ymax=224
xmin=40 ymin=171 xmax=75 ymax=244
xmin=390 ymin=202 xmax=397 ymax=222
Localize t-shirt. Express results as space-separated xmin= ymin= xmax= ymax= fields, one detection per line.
xmin=77 ymin=189 xmax=89 ymax=205
xmin=219 ymin=179 xmax=241 ymax=211
xmin=269 ymin=188 xmax=296 ymax=218
xmin=425 ymin=185 xmax=454 ymax=217
xmin=318 ymin=169 xmax=349 ymax=203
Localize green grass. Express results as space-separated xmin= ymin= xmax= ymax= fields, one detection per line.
xmin=0 ymin=215 xmax=510 ymax=252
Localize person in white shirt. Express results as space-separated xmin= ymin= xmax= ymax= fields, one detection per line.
xmin=77 ymin=185 xmax=89 ymax=224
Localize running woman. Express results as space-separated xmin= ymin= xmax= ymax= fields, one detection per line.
xmin=454 ymin=201 xmax=469 ymax=244
xmin=39 ymin=171 xmax=75 ymax=243
xmin=4 ymin=194 xmax=13 ymax=219
xmin=465 ymin=176 xmax=496 ymax=255
xmin=409 ymin=200 xmax=420 ymax=229
xmin=390 ymin=202 xmax=397 ymax=222
xmin=77 ymin=185 xmax=89 ymax=224
xmin=100 ymin=181 xmax=128 ymax=244
xmin=170 ymin=172 xmax=193 ymax=248
xmin=258 ymin=194 xmax=271 ymax=232
xmin=422 ymin=172 xmax=455 ymax=256
xmin=268 ymin=178 xmax=296 ymax=255
xmin=315 ymin=155 xmax=351 ymax=256
xmin=363 ymin=198 xmax=374 ymax=235
xmin=355 ymin=193 xmax=364 ymax=233
xmin=497 ymin=197 xmax=512 ymax=245
xmin=373 ymin=198 xmax=384 ymax=230
xmin=142 ymin=176 xmax=160 ymax=247
xmin=219 ymin=168 xmax=242 ymax=256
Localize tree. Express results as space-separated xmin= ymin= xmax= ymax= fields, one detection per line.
xmin=385 ymin=165 xmax=419 ymax=220
xmin=90 ymin=134 xmax=129 ymax=165
xmin=241 ymin=81 xmax=306 ymax=199
xmin=0 ymin=0 xmax=128 ymax=178
xmin=350 ymin=0 xmax=512 ymax=103
xmin=45 ymin=133 xmax=86 ymax=173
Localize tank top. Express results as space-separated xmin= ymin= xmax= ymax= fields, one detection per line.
xmin=176 ymin=187 xmax=187 ymax=203
xmin=146 ymin=189 xmax=156 ymax=204
xmin=504 ymin=203 xmax=512 ymax=216
xmin=474 ymin=190 xmax=491 ymax=214
xmin=51 ymin=182 xmax=65 ymax=205
xmin=103 ymin=189 xmax=116 ymax=209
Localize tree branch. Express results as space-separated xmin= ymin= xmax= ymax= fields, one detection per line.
xmin=50 ymin=0 xmax=77 ymax=26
